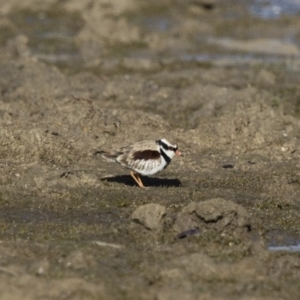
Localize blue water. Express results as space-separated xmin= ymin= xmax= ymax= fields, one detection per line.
xmin=268 ymin=244 xmax=300 ymax=252
xmin=250 ymin=0 xmax=300 ymax=19
xmin=267 ymin=231 xmax=300 ymax=252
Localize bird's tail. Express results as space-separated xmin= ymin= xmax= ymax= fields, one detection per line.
xmin=94 ymin=150 xmax=124 ymax=162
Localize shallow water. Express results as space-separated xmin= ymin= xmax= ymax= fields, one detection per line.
xmin=7 ymin=1 xmax=300 ymax=71
xmin=267 ymin=231 xmax=300 ymax=252
xmin=9 ymin=7 xmax=83 ymax=67
xmin=250 ymin=0 xmax=300 ymax=19
xmin=268 ymin=244 xmax=300 ymax=252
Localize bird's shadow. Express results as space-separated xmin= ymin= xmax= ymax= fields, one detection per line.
xmin=101 ymin=175 xmax=181 ymax=188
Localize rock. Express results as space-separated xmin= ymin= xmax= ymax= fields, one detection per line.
xmin=131 ymin=203 xmax=166 ymax=230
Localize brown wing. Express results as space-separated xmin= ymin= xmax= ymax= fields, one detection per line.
xmin=116 ymin=141 xmax=161 ymax=170
xmin=123 ymin=149 xmax=163 ymax=173
xmin=132 ymin=150 xmax=160 ymax=160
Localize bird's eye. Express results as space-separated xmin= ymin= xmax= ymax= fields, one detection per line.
xmin=168 ymin=146 xmax=177 ymax=151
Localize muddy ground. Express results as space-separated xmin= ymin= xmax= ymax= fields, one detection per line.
xmin=0 ymin=0 xmax=300 ymax=299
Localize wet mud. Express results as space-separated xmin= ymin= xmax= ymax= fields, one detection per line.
xmin=0 ymin=0 xmax=300 ymax=299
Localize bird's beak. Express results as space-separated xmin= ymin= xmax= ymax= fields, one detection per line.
xmin=175 ymin=150 xmax=183 ymax=157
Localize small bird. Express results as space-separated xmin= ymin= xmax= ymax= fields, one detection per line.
xmin=96 ymin=138 xmax=183 ymax=188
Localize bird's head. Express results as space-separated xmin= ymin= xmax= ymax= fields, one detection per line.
xmin=157 ymin=138 xmax=183 ymax=158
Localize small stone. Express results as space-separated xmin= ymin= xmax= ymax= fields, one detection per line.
xmin=27 ymin=259 xmax=50 ymax=276
xmin=177 ymin=228 xmax=201 ymax=239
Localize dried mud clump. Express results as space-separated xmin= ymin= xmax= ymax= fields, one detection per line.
xmin=129 ymin=199 xmax=250 ymax=243
xmin=173 ymin=198 xmax=251 ymax=238
xmin=130 ymin=203 xmax=166 ymax=242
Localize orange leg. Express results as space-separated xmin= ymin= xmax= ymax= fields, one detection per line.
xmin=130 ymin=171 xmax=146 ymax=188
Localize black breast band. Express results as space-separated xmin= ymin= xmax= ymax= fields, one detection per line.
xmin=160 ymin=149 xmax=171 ymax=166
